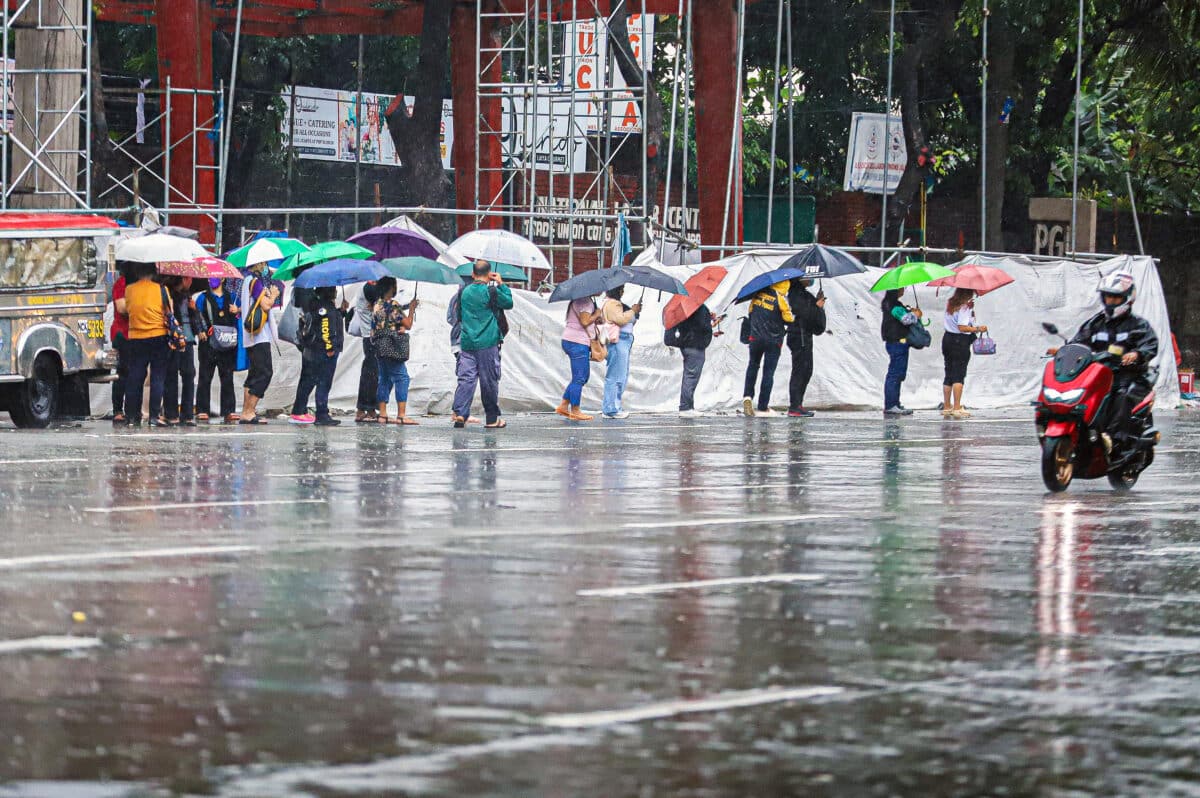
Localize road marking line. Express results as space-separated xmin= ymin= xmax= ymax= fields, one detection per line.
xmin=0 ymin=457 xmax=87 ymax=465
xmin=268 ymin=468 xmax=446 ymax=478
xmin=578 ymin=573 xmax=825 ymax=598
xmin=621 ymin=513 xmax=841 ymax=530
xmin=540 ymin=686 xmax=845 ymax=729
xmin=0 ymin=636 xmax=102 ymax=654
xmin=84 ymin=499 xmax=325 ymax=514
xmin=0 ymin=544 xmax=258 ymax=570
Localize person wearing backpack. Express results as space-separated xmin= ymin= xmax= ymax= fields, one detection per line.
xmin=290 ymin=286 xmax=346 ymax=426
xmin=453 ymin=260 xmax=513 ymax=428
xmin=195 ymin=278 xmax=240 ymax=423
xmin=371 ymin=277 xmax=420 ymax=425
xmin=238 ymin=262 xmax=281 ymax=425
xmin=742 ymin=280 xmax=793 ymax=417
xmin=600 ymin=286 xmax=642 ymax=419
xmin=161 ymin=276 xmax=206 ymax=426
xmin=664 ymin=303 xmax=721 ymax=417
xmin=785 ymin=278 xmax=827 ymax=418
xmin=881 ymin=287 xmax=923 ymax=416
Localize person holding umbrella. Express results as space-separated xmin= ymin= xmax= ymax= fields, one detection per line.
xmin=785 ymin=279 xmax=827 ymax=417
xmin=453 ymin=260 xmax=513 ymax=428
xmin=663 ymin=265 xmax=728 ymax=417
xmin=742 ymin=280 xmax=794 ymax=417
xmin=942 ymin=289 xmax=986 ymax=419
xmin=161 ymin=276 xmax=205 ymax=426
xmin=558 ymin=292 xmax=603 ymax=422
xmin=290 ymin=286 xmax=347 ymax=426
xmin=196 ymin=278 xmax=240 ymax=423
xmin=372 ymin=277 xmax=419 ymax=425
xmin=347 ymin=281 xmax=382 ymax=423
xmin=881 ymin=288 xmax=922 ymax=416
xmin=238 ymin=261 xmax=282 ymax=425
xmin=600 ymin=286 xmax=642 ymax=419
xmin=121 ymin=263 xmax=173 ymax=427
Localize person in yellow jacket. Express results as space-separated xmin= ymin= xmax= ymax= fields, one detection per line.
xmin=742 ymin=280 xmax=794 ymax=417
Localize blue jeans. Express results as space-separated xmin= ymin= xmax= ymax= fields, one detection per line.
xmin=603 ymin=332 xmax=634 ymax=415
xmin=884 ymin=342 xmax=910 ymax=409
xmin=561 ymin=340 xmax=591 ymax=407
xmin=377 ymin=358 xmax=410 ymax=404
xmin=743 ymin=339 xmax=782 ymax=411
xmin=293 ymin=351 xmax=339 ymax=418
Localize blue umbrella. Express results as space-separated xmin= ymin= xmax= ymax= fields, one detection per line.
xmin=733 ymin=266 xmax=813 ymax=303
xmin=294 ymin=259 xmax=390 ymax=289
xmin=548 ymin=268 xmax=631 ymax=303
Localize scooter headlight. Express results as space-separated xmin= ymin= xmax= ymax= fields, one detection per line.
xmin=1044 ymin=387 xmax=1085 ymax=404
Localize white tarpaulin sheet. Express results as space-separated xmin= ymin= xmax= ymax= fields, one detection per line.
xmin=97 ymin=252 xmax=1178 ymax=415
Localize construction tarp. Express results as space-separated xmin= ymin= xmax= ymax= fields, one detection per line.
xmin=96 ymin=251 xmax=1178 ymax=415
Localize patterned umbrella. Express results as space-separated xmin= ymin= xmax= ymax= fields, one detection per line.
xmin=157 ymin=257 xmax=241 ymax=279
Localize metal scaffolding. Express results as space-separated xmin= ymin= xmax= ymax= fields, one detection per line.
xmin=1 ymin=0 xmax=91 ymax=209
xmin=475 ymin=0 xmax=656 ymax=275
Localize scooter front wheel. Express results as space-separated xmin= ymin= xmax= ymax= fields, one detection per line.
xmin=1042 ymin=435 xmax=1075 ymax=492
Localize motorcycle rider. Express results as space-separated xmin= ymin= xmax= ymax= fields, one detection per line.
xmin=1051 ymin=271 xmax=1158 ymax=451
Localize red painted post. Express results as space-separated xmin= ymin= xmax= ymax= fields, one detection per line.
xmin=451 ymin=6 xmax=503 ymax=234
xmin=155 ymin=0 xmax=216 ymax=242
xmin=692 ymin=0 xmax=743 ymax=259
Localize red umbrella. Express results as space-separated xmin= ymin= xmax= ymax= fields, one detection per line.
xmin=157 ymin=257 xmax=242 ymax=279
xmin=663 ymin=266 xmax=728 ymax=330
xmin=927 ymin=263 xmax=1015 ymax=297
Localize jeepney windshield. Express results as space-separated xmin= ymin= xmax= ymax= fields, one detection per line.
xmin=0 ymin=236 xmax=98 ymax=292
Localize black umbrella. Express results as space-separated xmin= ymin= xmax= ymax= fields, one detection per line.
xmin=621 ymin=265 xmax=687 ymax=296
xmin=778 ymin=243 xmax=868 ymax=280
xmin=548 ymin=268 xmax=631 ymax=302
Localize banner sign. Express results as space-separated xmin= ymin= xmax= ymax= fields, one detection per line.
xmin=281 ymin=87 xmax=453 ymax=170
xmin=843 ymin=112 xmax=906 ymax=194
xmin=560 ymin=15 xmax=654 ymax=135
xmin=2 ymin=59 xmax=13 ymax=133
xmin=500 ymin=89 xmax=588 ymax=174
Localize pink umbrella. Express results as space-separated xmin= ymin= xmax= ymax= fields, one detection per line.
xmin=157 ymin=257 xmax=242 ymax=279
xmin=928 ymin=263 xmax=1015 ymax=296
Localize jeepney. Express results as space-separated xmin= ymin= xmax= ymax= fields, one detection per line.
xmin=0 ymin=214 xmax=120 ymax=427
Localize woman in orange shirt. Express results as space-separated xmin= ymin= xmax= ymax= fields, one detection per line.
xmin=120 ymin=264 xmax=172 ymax=427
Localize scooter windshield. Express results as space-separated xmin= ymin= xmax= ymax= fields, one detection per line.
xmin=1053 ymin=343 xmax=1094 ymax=383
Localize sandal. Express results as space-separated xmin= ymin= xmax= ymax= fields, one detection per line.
xmin=224 ymin=414 xmax=241 ymax=424
xmin=452 ymin=415 xmax=467 ymax=429
xmin=485 ymin=419 xmax=507 ymax=429
xmin=196 ymin=413 xmax=210 ymax=422
xmin=238 ymin=416 xmax=268 ymax=425
xmin=394 ymin=417 xmax=419 ymax=425
xmin=377 ymin=416 xmax=390 ymax=425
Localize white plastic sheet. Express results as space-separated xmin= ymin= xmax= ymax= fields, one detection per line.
xmin=96 ymin=252 xmax=1179 ymax=415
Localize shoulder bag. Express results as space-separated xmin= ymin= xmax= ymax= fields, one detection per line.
xmin=160 ymin=286 xmax=188 ymax=351
xmin=372 ymin=302 xmax=410 ymax=362
xmin=571 ymin=302 xmax=606 ymax=362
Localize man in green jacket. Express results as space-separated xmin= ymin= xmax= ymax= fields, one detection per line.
xmin=453 ymin=259 xmax=514 ymax=428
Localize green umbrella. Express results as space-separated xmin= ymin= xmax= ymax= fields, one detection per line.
xmin=383 ymin=256 xmax=460 ymax=285
xmin=869 ymin=261 xmax=957 ymax=292
xmin=273 ymin=241 xmax=374 ymax=281
xmin=456 ymin=261 xmax=528 ymax=282
xmin=224 ymin=237 xmax=310 ymax=269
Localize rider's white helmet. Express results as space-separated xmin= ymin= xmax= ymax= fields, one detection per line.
xmin=1098 ymin=271 xmax=1136 ymax=320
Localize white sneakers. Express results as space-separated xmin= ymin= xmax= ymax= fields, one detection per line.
xmin=603 ymin=410 xmax=631 ymax=420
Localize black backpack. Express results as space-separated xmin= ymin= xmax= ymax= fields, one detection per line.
xmin=297 ymin=308 xmax=319 ymax=349
xmin=663 ymin=325 xmax=682 ymax=348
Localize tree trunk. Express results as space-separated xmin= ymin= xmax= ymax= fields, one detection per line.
xmin=982 ymin=11 xmax=1014 ymax=251
xmin=607 ymin=7 xmax=664 ymax=250
xmin=386 ymin=0 xmax=455 ymax=241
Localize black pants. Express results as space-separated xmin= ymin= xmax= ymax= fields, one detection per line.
xmin=197 ymin=342 xmax=237 ymax=418
xmin=293 ymin=351 xmax=339 ymax=418
xmin=111 ymin=334 xmax=128 ymax=416
xmin=1106 ymin=376 xmax=1152 ymax=438
xmin=357 ymin=338 xmax=378 ymax=412
xmin=743 ymin=339 xmax=782 ymax=411
xmin=788 ymin=342 xmax=814 ymax=411
xmin=942 ymin=332 xmax=973 ymax=386
xmin=163 ymin=342 xmax=196 ymax=421
xmin=123 ymin=336 xmax=169 ymax=423
xmin=244 ymin=343 xmax=273 ymax=398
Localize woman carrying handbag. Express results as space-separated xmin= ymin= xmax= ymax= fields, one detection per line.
xmin=371 ymin=277 xmax=419 ymax=425
xmin=557 ymin=295 xmax=603 ymax=422
xmin=941 ymin=288 xmax=987 ymax=419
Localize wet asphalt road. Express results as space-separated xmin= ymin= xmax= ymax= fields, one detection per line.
xmin=1 ymin=410 xmax=1200 ymax=797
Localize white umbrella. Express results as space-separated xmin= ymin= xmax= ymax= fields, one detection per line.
xmin=451 ymin=228 xmax=551 ymax=275
xmin=114 ymin=233 xmax=208 ymax=264
xmin=381 ymin=214 xmax=470 ymax=269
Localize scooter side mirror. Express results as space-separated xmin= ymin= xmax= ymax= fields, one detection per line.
xmin=1042 ymin=322 xmax=1060 ymax=336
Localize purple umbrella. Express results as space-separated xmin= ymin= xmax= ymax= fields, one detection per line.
xmin=348 ymin=226 xmax=440 ymax=260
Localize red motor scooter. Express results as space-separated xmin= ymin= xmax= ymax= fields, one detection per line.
xmin=1036 ymin=323 xmax=1160 ymax=492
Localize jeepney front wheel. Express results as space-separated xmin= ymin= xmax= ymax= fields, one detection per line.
xmin=7 ymin=353 xmax=60 ymax=428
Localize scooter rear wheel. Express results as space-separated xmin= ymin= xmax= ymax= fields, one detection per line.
xmin=1107 ymin=455 xmax=1145 ymax=491
xmin=1041 ymin=436 xmax=1074 ymax=492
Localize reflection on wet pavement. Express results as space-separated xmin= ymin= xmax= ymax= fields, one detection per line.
xmin=1 ymin=410 xmax=1199 ymax=796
